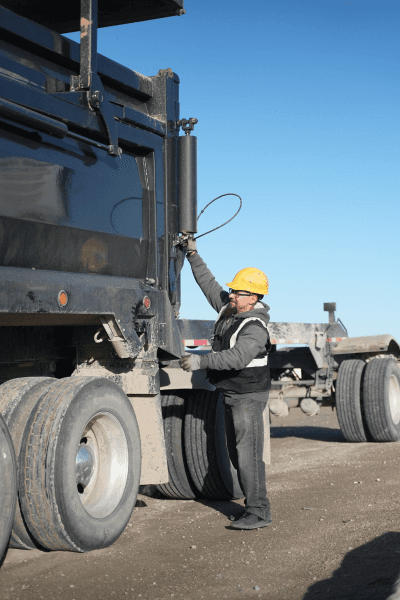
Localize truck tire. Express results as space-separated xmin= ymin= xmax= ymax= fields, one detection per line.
xmin=335 ymin=359 xmax=371 ymax=442
xmin=156 ymin=394 xmax=198 ymax=500
xmin=0 ymin=377 xmax=56 ymax=549
xmin=18 ymin=377 xmax=141 ymax=552
xmin=363 ymin=357 xmax=400 ymax=442
xmin=184 ymin=390 xmax=243 ymax=500
xmin=0 ymin=414 xmax=17 ymax=563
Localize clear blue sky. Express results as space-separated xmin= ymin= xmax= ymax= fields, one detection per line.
xmin=67 ymin=0 xmax=400 ymax=340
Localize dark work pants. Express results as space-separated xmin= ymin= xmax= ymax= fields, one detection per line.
xmin=224 ymin=396 xmax=271 ymax=519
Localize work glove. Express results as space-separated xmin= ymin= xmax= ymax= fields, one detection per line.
xmin=186 ymin=237 xmax=197 ymax=254
xmin=179 ymin=353 xmax=202 ymax=372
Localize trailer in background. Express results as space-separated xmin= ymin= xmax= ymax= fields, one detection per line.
xmin=165 ymin=302 xmax=400 ymax=445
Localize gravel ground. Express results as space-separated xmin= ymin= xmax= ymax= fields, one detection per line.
xmin=2 ymin=406 xmax=400 ymax=600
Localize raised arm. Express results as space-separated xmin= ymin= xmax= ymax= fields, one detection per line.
xmin=186 ymin=252 xmax=230 ymax=313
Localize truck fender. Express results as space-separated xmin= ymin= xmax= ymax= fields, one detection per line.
xmin=332 ymin=334 xmax=400 ymax=356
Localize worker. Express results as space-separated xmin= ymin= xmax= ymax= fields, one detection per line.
xmin=179 ymin=239 xmax=272 ymax=530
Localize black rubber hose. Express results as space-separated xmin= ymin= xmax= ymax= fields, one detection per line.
xmin=194 ymin=193 xmax=242 ymax=240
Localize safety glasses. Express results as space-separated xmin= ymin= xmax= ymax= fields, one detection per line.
xmin=229 ymin=289 xmax=254 ymax=297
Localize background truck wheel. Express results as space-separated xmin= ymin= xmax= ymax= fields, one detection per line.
xmin=156 ymin=394 xmax=198 ymax=500
xmin=0 ymin=377 xmax=56 ymax=549
xmin=184 ymin=390 xmax=243 ymax=500
xmin=0 ymin=414 xmax=17 ymax=564
xmin=18 ymin=377 xmax=141 ymax=552
xmin=335 ymin=359 xmax=371 ymax=442
xmin=363 ymin=357 xmax=400 ymax=442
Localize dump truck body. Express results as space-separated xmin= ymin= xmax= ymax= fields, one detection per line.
xmin=0 ymin=1 xmax=186 ymax=367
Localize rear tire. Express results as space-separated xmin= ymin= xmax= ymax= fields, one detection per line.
xmin=363 ymin=358 xmax=400 ymax=442
xmin=335 ymin=359 xmax=370 ymax=442
xmin=157 ymin=394 xmax=198 ymax=500
xmin=19 ymin=377 xmax=141 ymax=552
xmin=184 ymin=390 xmax=243 ymax=500
xmin=0 ymin=414 xmax=17 ymax=563
xmin=0 ymin=377 xmax=56 ymax=549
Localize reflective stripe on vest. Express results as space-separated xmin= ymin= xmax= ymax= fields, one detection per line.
xmin=228 ymin=317 xmax=269 ymax=368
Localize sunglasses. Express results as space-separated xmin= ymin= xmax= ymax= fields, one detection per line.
xmin=229 ymin=289 xmax=254 ymax=297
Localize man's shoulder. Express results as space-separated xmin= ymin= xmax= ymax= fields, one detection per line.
xmin=237 ymin=308 xmax=270 ymax=327
xmin=236 ymin=316 xmax=269 ymax=335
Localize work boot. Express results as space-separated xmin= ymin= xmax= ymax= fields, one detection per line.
xmin=229 ymin=509 xmax=246 ymax=522
xmin=230 ymin=510 xmax=272 ymax=530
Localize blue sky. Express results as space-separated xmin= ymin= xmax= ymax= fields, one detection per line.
xmin=68 ymin=1 xmax=400 ymax=340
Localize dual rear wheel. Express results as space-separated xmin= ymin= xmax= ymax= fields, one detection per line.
xmin=158 ymin=391 xmax=243 ymax=501
xmin=336 ymin=357 xmax=400 ymax=442
xmin=0 ymin=377 xmax=141 ymax=552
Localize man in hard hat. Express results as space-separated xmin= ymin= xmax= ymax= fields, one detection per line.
xmin=179 ymin=241 xmax=272 ymax=530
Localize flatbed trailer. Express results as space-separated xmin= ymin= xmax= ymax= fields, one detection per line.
xmin=167 ymin=303 xmax=400 ymax=444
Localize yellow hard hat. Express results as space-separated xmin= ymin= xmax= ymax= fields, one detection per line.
xmin=226 ymin=267 xmax=269 ymax=295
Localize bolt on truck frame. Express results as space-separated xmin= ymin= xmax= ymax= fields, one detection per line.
xmin=1 ymin=0 xmax=400 ymax=557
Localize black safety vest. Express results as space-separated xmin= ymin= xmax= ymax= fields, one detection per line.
xmin=206 ymin=314 xmax=271 ymax=394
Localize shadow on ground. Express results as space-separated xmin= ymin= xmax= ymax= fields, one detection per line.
xmin=303 ymin=532 xmax=400 ymax=600
xmin=197 ymin=499 xmax=243 ymax=519
xmin=139 ymin=486 xmax=242 ymax=519
xmin=270 ymin=426 xmax=345 ymax=442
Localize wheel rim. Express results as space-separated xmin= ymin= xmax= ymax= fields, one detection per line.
xmin=388 ymin=375 xmax=400 ymax=425
xmin=75 ymin=412 xmax=129 ymax=518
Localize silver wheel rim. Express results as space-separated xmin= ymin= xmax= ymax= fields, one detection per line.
xmin=388 ymin=375 xmax=400 ymax=425
xmin=76 ymin=412 xmax=129 ymax=518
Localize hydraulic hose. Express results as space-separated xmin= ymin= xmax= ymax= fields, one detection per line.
xmin=194 ymin=193 xmax=242 ymax=240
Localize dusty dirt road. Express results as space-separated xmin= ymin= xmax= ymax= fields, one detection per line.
xmin=2 ymin=406 xmax=400 ymax=600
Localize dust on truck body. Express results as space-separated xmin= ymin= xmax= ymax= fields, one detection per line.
xmin=0 ymin=0 xmax=243 ymax=555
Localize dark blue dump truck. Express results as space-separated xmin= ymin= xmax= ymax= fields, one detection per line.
xmin=0 ymin=0 xmax=400 ymax=556
xmin=0 ymin=0 xmax=250 ymax=555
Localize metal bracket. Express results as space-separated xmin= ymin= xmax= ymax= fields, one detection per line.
xmin=100 ymin=316 xmax=131 ymax=358
xmin=172 ymin=233 xmax=189 ymax=248
xmin=309 ymin=332 xmax=337 ymax=392
xmin=337 ymin=318 xmax=348 ymax=336
xmin=68 ymin=0 xmax=121 ymax=157
xmin=177 ymin=118 xmax=198 ymax=135
xmin=90 ymin=75 xmax=121 ymax=157
xmin=315 ymin=332 xmax=327 ymax=351
xmin=308 ymin=332 xmax=327 ymax=369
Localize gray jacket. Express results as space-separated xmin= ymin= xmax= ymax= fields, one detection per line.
xmin=187 ymin=253 xmax=270 ymax=372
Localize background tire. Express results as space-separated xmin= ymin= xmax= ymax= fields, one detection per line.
xmin=184 ymin=390 xmax=243 ymax=500
xmin=156 ymin=394 xmax=198 ymax=500
xmin=19 ymin=377 xmax=141 ymax=552
xmin=0 ymin=377 xmax=56 ymax=549
xmin=363 ymin=357 xmax=400 ymax=442
xmin=0 ymin=414 xmax=17 ymax=564
xmin=336 ymin=359 xmax=371 ymax=442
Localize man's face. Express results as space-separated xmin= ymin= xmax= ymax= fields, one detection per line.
xmin=228 ymin=290 xmax=258 ymax=314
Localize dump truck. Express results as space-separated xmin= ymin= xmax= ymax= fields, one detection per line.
xmin=1 ymin=0 xmax=400 ymax=558
xmin=0 ymin=0 xmax=253 ymax=556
